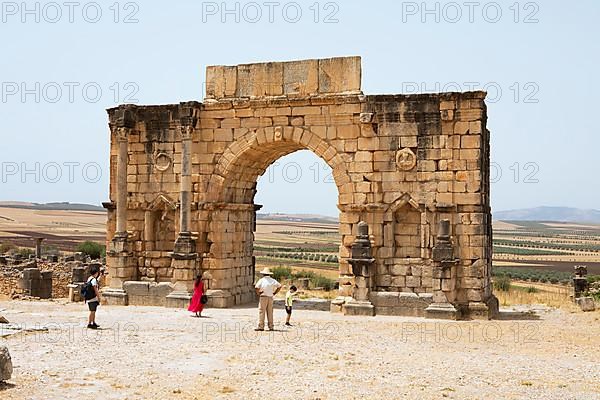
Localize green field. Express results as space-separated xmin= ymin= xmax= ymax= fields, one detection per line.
xmin=253 ymin=219 xmax=600 ymax=280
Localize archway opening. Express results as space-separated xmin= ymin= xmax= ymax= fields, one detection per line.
xmin=207 ymin=128 xmax=351 ymax=305
xmin=254 ymin=149 xmax=340 ymax=296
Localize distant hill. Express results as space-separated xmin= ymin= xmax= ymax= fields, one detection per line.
xmin=0 ymin=201 xmax=104 ymax=212
xmin=257 ymin=213 xmax=338 ymax=224
xmin=494 ymin=207 xmax=600 ymax=224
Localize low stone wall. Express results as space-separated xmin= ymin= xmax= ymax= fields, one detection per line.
xmin=0 ymin=266 xmax=22 ymax=298
xmin=273 ymin=298 xmax=331 ymax=312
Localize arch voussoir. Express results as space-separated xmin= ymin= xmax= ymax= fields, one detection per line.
xmin=213 ymin=126 xmax=352 ymax=204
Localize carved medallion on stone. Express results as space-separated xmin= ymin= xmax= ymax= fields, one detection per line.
xmin=396 ymin=148 xmax=416 ymax=171
xmin=154 ymin=152 xmax=172 ymax=172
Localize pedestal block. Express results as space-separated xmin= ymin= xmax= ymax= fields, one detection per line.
xmin=425 ymin=302 xmax=459 ymax=320
xmin=205 ymin=289 xmax=235 ymax=308
xmin=165 ymin=291 xmax=193 ymax=308
xmin=166 ymin=253 xmax=198 ymax=308
xmin=102 ymin=288 xmax=129 ymax=306
xmin=343 ymin=300 xmax=375 ymax=316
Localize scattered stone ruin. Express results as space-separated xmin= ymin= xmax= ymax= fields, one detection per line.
xmin=0 ymin=254 xmax=105 ymax=300
xmin=103 ymin=56 xmax=498 ymax=319
xmin=573 ymin=265 xmax=589 ymax=298
xmin=573 ymin=265 xmax=596 ymax=312
xmin=18 ymin=268 xmax=52 ymax=299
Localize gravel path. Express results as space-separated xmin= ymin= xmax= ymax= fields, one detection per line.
xmin=0 ymin=300 xmax=599 ymax=399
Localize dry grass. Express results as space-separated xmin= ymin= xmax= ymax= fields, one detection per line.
xmin=495 ymin=283 xmax=576 ymax=309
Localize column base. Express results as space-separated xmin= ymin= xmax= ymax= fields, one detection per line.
xmin=464 ymin=295 xmax=499 ymax=320
xmin=102 ymin=288 xmax=129 ymax=306
xmin=330 ymin=296 xmax=351 ymax=313
xmin=170 ymin=255 xmax=198 ymax=293
xmin=165 ymin=291 xmax=193 ymax=309
xmin=342 ymin=300 xmax=375 ymax=316
xmin=205 ymin=290 xmax=235 ymax=308
xmin=107 ymin=236 xmax=137 ymax=286
xmin=425 ymin=302 xmax=459 ymax=320
xmin=173 ymin=232 xmax=196 ymax=255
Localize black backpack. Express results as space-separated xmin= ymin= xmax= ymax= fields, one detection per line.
xmin=81 ymin=281 xmax=96 ymax=301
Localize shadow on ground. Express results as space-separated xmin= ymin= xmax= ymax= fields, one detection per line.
xmin=0 ymin=382 xmax=16 ymax=391
xmin=496 ymin=310 xmax=541 ymax=320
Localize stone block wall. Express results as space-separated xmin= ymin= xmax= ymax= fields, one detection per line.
xmin=18 ymin=268 xmax=52 ymax=299
xmin=122 ymin=281 xmax=173 ymax=306
xmin=105 ymin=56 xmax=496 ymax=318
xmin=0 ymin=260 xmax=73 ymax=299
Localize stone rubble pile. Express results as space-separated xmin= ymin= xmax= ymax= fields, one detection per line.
xmin=0 ymin=254 xmax=106 ymax=300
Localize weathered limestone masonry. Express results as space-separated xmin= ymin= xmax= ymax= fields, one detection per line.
xmin=103 ymin=56 xmax=498 ymax=319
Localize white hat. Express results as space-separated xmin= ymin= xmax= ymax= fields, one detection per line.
xmin=259 ymin=267 xmax=273 ymax=275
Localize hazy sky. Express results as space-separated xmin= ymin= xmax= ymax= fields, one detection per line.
xmin=1 ymin=0 xmax=598 ymax=217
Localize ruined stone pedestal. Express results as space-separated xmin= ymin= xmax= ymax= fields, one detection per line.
xmin=342 ymin=221 xmax=375 ymax=316
xmin=426 ymin=220 xmax=459 ymax=320
xmin=165 ymin=290 xmax=193 ymax=308
xmin=104 ymin=233 xmax=136 ymax=305
xmin=166 ymin=258 xmax=196 ymax=308
xmin=205 ymin=289 xmax=235 ymax=308
xmin=425 ymin=302 xmax=459 ymax=320
xmin=102 ymin=287 xmax=129 ymax=306
xmin=330 ymin=296 xmax=351 ymax=313
xmin=573 ymin=265 xmax=589 ymax=299
xmin=166 ymin=233 xmax=198 ymax=308
xmin=426 ymin=261 xmax=460 ymax=320
xmin=107 ymin=234 xmax=136 ymax=287
xmin=467 ymin=297 xmax=499 ymax=320
xmin=342 ymin=300 xmax=375 ymax=316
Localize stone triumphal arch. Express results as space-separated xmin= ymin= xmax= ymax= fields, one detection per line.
xmin=103 ymin=56 xmax=498 ymax=319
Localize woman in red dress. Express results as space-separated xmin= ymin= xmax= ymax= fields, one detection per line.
xmin=188 ymin=274 xmax=205 ymax=317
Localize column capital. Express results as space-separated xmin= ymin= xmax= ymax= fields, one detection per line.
xmin=180 ymin=125 xmax=194 ymax=140
xmin=116 ymin=127 xmax=131 ymax=142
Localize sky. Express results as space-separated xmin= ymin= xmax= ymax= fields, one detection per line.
xmin=0 ymin=0 xmax=598 ymax=217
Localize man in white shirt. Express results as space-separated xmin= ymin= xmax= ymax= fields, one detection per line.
xmin=254 ymin=267 xmax=282 ymax=331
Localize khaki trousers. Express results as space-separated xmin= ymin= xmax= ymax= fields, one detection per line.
xmin=258 ymin=296 xmax=274 ymax=330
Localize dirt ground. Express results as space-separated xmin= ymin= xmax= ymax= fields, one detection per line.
xmin=1 ymin=300 xmax=599 ymax=400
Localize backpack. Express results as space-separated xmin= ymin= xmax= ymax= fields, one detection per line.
xmin=81 ymin=280 xmax=96 ymax=301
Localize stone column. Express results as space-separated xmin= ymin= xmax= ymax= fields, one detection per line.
xmin=167 ymin=122 xmax=198 ymax=308
xmin=180 ymin=125 xmax=192 ymax=234
xmin=34 ymin=237 xmax=44 ymax=259
xmin=104 ymin=126 xmax=135 ymax=306
xmin=425 ymin=219 xmax=459 ymax=319
xmin=116 ymin=127 xmax=128 ymax=236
